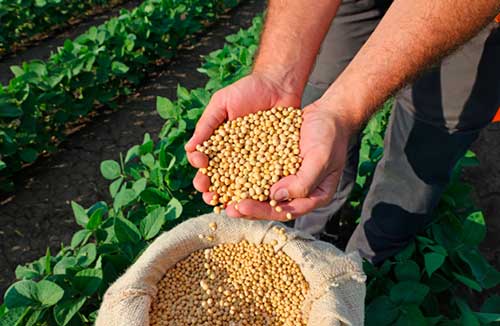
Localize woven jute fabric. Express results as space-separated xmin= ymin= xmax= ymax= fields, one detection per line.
xmin=96 ymin=212 xmax=366 ymax=326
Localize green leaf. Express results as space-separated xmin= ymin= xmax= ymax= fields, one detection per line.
xmin=159 ymin=149 xmax=175 ymax=170
xmin=70 ymin=201 xmax=88 ymax=228
xmin=132 ymin=178 xmax=147 ymax=195
xmin=4 ymin=281 xmax=37 ymax=308
xmin=125 ymin=145 xmax=140 ymax=163
xmin=77 ymin=244 xmax=97 ymax=267
xmin=186 ymin=108 xmax=204 ymax=120
xmin=365 ymin=296 xmax=399 ymax=326
xmin=165 ymin=197 xmax=183 ymax=220
xmin=34 ymin=280 xmax=64 ymax=306
xmin=140 ymin=188 xmax=170 ymax=205
xmin=70 ymin=229 xmax=92 ymax=249
xmin=426 ymin=316 xmax=443 ymax=326
xmin=0 ymin=307 xmax=27 ymax=326
xmin=100 ymin=160 xmax=121 ymax=180
xmin=176 ymin=85 xmax=190 ymax=101
xmin=0 ymin=160 xmax=6 ymax=171
xmin=157 ymin=96 xmax=177 ymax=120
xmin=141 ymin=153 xmax=155 ymax=168
xmin=140 ymin=140 xmax=154 ymax=155
xmin=390 ymin=281 xmax=429 ymax=305
xmin=474 ymin=312 xmax=500 ymax=324
xmin=72 ymin=269 xmax=103 ymax=296
xmin=394 ymin=260 xmax=420 ymax=282
xmin=395 ymin=241 xmax=415 ymax=261
xmin=88 ymin=201 xmax=108 ymax=219
xmin=86 ymin=208 xmax=104 ymax=230
xmin=114 ymin=188 xmax=137 ymax=210
xmin=456 ymin=299 xmax=480 ymax=326
xmin=111 ymin=61 xmax=129 ymax=74
xmin=461 ymin=211 xmax=486 ymax=246
xmin=114 ymin=217 xmax=141 ymax=244
xmin=424 ymin=253 xmax=446 ymax=277
xmin=0 ymin=100 xmax=22 ymax=118
xmin=150 ymin=168 xmax=163 ymax=187
xmin=35 ymin=0 xmax=47 ymax=7
xmin=25 ymin=308 xmax=44 ymax=326
xmin=452 ymin=272 xmax=482 ymax=291
xmin=140 ymin=207 xmax=166 ymax=240
xmin=458 ymin=249 xmax=500 ymax=289
xmin=461 ymin=150 xmax=480 ymax=167
xmin=53 ymin=257 xmax=77 ymax=275
xmin=395 ymin=305 xmax=427 ymax=326
xmin=44 ymin=248 xmax=51 ymax=275
xmin=53 ymin=297 xmax=86 ymax=326
xmin=10 ymin=66 xmax=24 ymax=77
xmin=481 ymin=295 xmax=500 ymax=314
xmin=109 ymin=177 xmax=124 ymax=198
xmin=19 ymin=148 xmax=38 ymax=163
xmin=15 ymin=266 xmax=40 ymax=280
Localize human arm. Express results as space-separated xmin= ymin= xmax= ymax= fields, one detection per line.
xmin=185 ymin=0 xmax=342 ymax=216
xmin=236 ymin=0 xmax=500 ymax=220
xmin=185 ymin=0 xmax=341 ymax=154
xmin=319 ymin=0 xmax=500 ymax=130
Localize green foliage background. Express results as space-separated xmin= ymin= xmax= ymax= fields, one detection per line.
xmin=1 ymin=10 xmax=499 ymax=326
xmin=0 ymin=0 xmax=125 ymax=55
xmin=0 ymin=0 xmax=238 ymax=192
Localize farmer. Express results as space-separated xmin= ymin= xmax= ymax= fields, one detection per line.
xmin=186 ymin=0 xmax=500 ymax=264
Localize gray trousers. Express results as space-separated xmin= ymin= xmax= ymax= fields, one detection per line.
xmin=294 ymin=0 xmax=500 ymax=264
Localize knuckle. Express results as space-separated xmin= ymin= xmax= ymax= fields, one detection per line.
xmin=294 ymin=184 xmax=310 ymax=198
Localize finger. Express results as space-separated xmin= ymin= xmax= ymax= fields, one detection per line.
xmin=225 ymin=203 xmax=245 ymax=218
xmin=185 ymin=93 xmax=227 ymax=152
xmin=187 ymin=151 xmax=208 ymax=169
xmin=284 ymin=170 xmax=342 ymax=215
xmin=193 ymin=171 xmax=211 ymax=193
xmin=202 ymin=191 xmax=216 ymax=205
xmin=236 ymin=199 xmax=289 ymax=221
xmin=270 ymin=148 xmax=328 ymax=201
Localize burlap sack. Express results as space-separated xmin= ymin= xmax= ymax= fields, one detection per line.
xmin=96 ymin=212 xmax=366 ymax=326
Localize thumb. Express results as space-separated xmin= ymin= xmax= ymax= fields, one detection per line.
xmin=270 ymin=152 xmax=327 ymax=201
xmin=185 ymin=93 xmax=227 ymax=152
xmin=270 ymin=174 xmax=312 ymax=202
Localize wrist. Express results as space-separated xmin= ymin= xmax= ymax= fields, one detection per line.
xmin=314 ymin=84 xmax=369 ymax=136
xmin=252 ymin=63 xmax=307 ymax=99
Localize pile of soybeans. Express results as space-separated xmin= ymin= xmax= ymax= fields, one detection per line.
xmin=196 ymin=107 xmax=303 ymax=215
xmin=149 ymin=237 xmax=309 ymax=325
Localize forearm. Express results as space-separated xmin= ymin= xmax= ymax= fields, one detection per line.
xmin=320 ymin=0 xmax=500 ymax=131
xmin=253 ymin=0 xmax=341 ymax=96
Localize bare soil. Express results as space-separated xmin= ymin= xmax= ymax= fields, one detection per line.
xmin=0 ymin=0 xmax=498 ymax=303
xmin=0 ymin=0 xmax=142 ymax=85
xmin=0 ymin=0 xmax=266 ymax=296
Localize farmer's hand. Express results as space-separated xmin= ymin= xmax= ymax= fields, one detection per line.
xmin=185 ymin=72 xmax=301 ymax=201
xmin=233 ymin=100 xmax=354 ymax=221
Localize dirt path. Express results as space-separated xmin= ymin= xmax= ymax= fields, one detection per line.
xmin=465 ymin=123 xmax=500 ymax=281
xmin=0 ymin=0 xmax=142 ymax=85
xmin=0 ymin=0 xmax=498 ymax=299
xmin=0 ymin=0 xmax=266 ymax=297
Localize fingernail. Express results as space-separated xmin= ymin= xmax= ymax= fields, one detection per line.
xmin=274 ymin=189 xmax=289 ymax=201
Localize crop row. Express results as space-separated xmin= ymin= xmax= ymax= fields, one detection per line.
xmin=2 ymin=14 xmax=499 ymax=326
xmin=0 ymin=0 xmax=238 ymax=192
xmin=0 ymin=0 xmax=125 ymax=55
xmin=0 ymin=16 xmax=262 ymax=326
